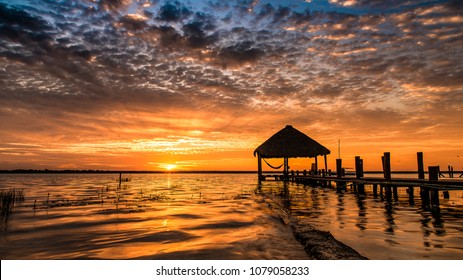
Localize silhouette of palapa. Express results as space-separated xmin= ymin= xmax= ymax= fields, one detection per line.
xmin=254 ymin=125 xmax=330 ymax=181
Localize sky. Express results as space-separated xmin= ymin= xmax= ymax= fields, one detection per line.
xmin=0 ymin=0 xmax=462 ymax=172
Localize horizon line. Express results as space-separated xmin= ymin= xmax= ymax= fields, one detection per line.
xmin=0 ymin=169 xmax=456 ymax=174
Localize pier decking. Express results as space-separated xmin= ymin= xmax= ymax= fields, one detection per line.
xmin=254 ymin=126 xmax=462 ymax=207
xmin=261 ymin=173 xmax=463 ymax=209
xmin=262 ymin=172 xmax=463 ymax=190
xmin=260 ymin=155 xmax=463 ymax=207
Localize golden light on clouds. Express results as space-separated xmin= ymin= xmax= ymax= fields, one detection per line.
xmin=0 ymin=0 xmax=462 ymax=171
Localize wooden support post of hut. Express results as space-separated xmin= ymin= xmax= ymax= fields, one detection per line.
xmin=284 ymin=157 xmax=289 ymax=181
xmin=314 ymin=156 xmax=318 ymax=175
xmin=324 ymin=154 xmax=328 ymax=176
xmin=254 ymin=125 xmax=330 ymax=183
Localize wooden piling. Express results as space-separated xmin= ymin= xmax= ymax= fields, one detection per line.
xmin=383 ymin=152 xmax=391 ymax=180
xmin=373 ymin=184 xmax=378 ymax=197
xmin=428 ymin=166 xmax=440 ymax=206
xmin=393 ymin=187 xmax=399 ymax=201
xmin=408 ymin=186 xmax=414 ymax=205
xmin=421 ymin=187 xmax=430 ymax=206
xmin=417 ymin=152 xmax=425 ymax=180
xmin=429 ymin=166 xmax=440 ymax=181
xmin=431 ymin=189 xmax=440 ymax=206
xmin=355 ymin=156 xmax=365 ymax=194
xmin=335 ymin=158 xmax=345 ymax=189
xmin=443 ymin=191 xmax=450 ymax=199
xmin=385 ymin=186 xmax=392 ymax=201
xmin=336 ymin=159 xmax=342 ymax=178
xmin=314 ymin=156 xmax=318 ymax=175
xmin=448 ymin=165 xmax=454 ymax=178
xmin=355 ymin=156 xmax=364 ymax=178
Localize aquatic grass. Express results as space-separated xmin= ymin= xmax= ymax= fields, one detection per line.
xmin=145 ymin=193 xmax=168 ymax=201
xmin=1 ymin=188 xmax=26 ymax=231
xmin=26 ymin=177 xmax=169 ymax=215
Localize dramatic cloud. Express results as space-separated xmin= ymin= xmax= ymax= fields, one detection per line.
xmin=0 ymin=0 xmax=462 ymax=171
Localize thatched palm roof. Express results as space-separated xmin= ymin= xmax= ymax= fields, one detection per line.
xmin=254 ymin=125 xmax=330 ymax=158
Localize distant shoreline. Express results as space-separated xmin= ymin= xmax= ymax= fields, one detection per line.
xmin=0 ymin=170 xmax=264 ymax=174
xmin=0 ymin=169 xmax=446 ymax=174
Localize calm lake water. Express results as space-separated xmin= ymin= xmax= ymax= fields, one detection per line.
xmin=0 ymin=173 xmax=307 ymax=260
xmin=1 ymin=173 xmax=462 ymax=259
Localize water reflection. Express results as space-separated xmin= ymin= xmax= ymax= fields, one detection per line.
xmin=310 ymin=189 xmax=321 ymax=219
xmin=336 ymin=191 xmax=345 ymax=229
xmin=281 ymin=182 xmax=291 ymax=211
xmin=420 ymin=207 xmax=445 ymax=238
xmin=355 ymin=195 xmax=367 ymax=231
xmin=258 ymin=181 xmax=463 ymax=259
xmin=383 ymin=202 xmax=396 ymax=235
xmin=0 ymin=174 xmax=309 ymax=260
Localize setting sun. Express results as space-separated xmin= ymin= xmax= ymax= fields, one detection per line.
xmin=165 ymin=164 xmax=177 ymax=171
xmin=1 ymin=0 xmax=463 ymax=266
xmin=0 ymin=0 xmax=462 ymax=173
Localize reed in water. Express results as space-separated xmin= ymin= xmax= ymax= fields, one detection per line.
xmin=1 ymin=188 xmax=25 ymax=231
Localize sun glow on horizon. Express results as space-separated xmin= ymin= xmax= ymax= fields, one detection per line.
xmin=165 ymin=164 xmax=177 ymax=171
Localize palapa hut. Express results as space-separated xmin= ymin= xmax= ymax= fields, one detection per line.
xmin=254 ymin=125 xmax=330 ymax=181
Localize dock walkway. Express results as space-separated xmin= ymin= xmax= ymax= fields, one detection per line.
xmin=259 ymin=152 xmax=463 ymax=207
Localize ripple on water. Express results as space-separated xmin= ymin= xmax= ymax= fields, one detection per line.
xmin=0 ymin=173 xmax=309 ymax=260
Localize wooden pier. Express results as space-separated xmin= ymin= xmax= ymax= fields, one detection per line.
xmin=259 ymin=152 xmax=463 ymax=207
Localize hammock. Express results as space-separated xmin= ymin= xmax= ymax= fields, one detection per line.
xmin=263 ymin=158 xmax=284 ymax=169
